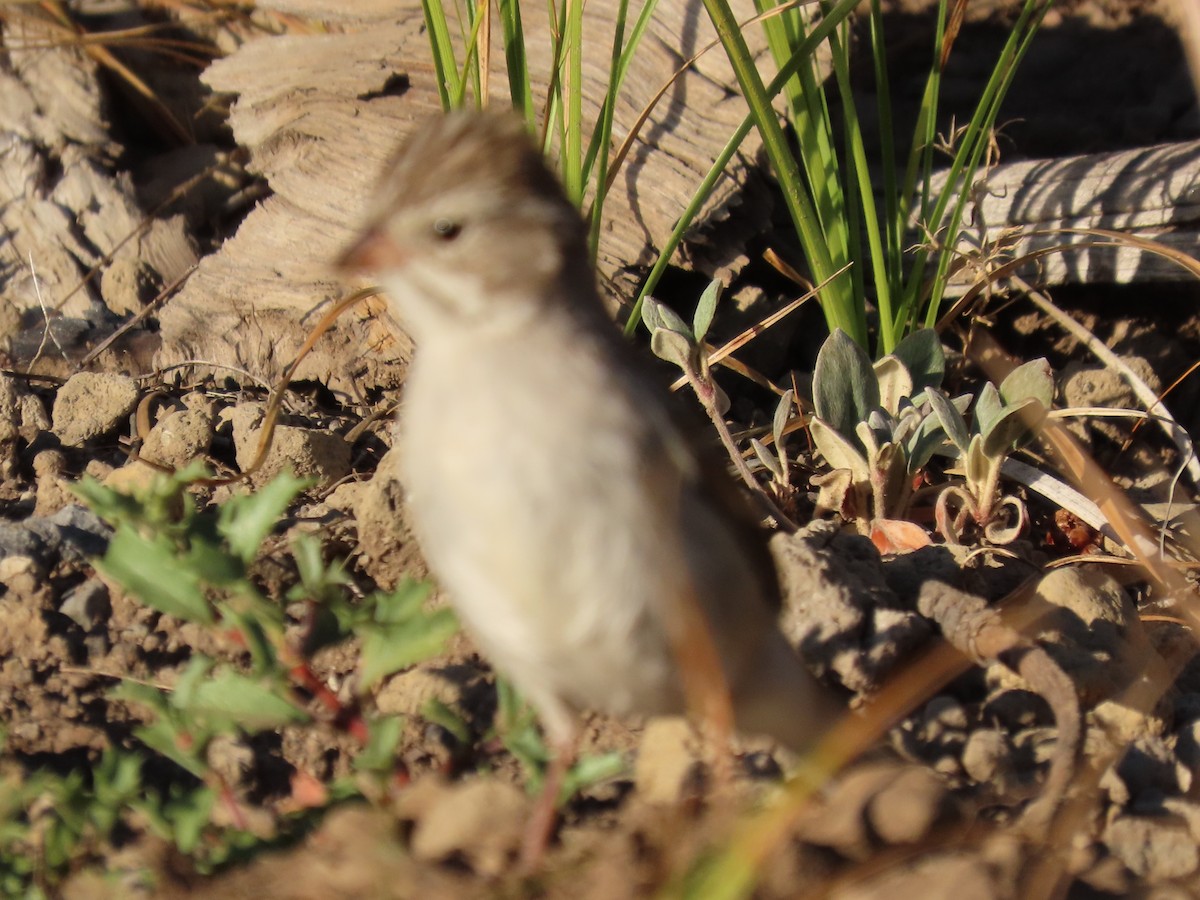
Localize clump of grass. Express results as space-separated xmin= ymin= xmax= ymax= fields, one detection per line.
xmin=701 ymin=0 xmax=1055 ymax=355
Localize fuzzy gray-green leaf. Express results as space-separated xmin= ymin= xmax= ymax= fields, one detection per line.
xmin=751 ymin=438 xmax=783 ymax=480
xmin=650 ymin=328 xmax=694 ymax=370
xmin=813 ymin=329 xmax=880 ymax=439
xmin=1000 ymin=358 xmax=1054 ymax=409
xmin=927 ymin=388 xmax=970 ymax=454
xmin=974 ymin=381 xmax=1004 ymax=440
xmin=772 ymin=389 xmax=794 ymax=451
xmin=981 ymin=398 xmax=1047 ymax=457
xmin=641 ymin=295 xmax=692 ymax=340
xmin=809 ymin=417 xmax=870 ymax=482
xmin=692 ymin=278 xmax=722 ymax=342
xmin=891 ymin=329 xmax=946 ymax=393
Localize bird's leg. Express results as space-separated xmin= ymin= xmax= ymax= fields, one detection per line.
xmin=669 ymin=585 xmax=736 ymax=790
xmin=518 ymin=732 xmax=576 ymax=874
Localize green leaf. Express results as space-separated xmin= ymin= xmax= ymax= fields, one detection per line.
xmin=927 ymin=388 xmax=970 ymax=454
xmin=358 ymin=607 xmax=458 ymax=690
xmin=650 ymin=328 xmax=695 ymax=370
xmin=356 ymin=715 xmax=406 ymax=774
xmin=981 ymin=398 xmax=1047 ymax=458
xmin=973 ymin=381 xmax=1004 ymax=440
xmin=692 ymin=278 xmax=722 ymax=342
xmin=641 ymin=295 xmax=693 ymax=340
xmin=189 ymin=669 xmax=309 ymax=731
xmin=164 ymin=786 xmax=216 ymax=855
xmin=182 ymin=537 xmax=245 ymax=587
xmin=560 ymin=752 xmax=627 ymax=806
xmin=421 ymin=698 xmax=472 ymax=744
xmin=809 ymin=418 xmax=870 ymax=482
xmin=999 ymin=358 xmax=1054 ymax=409
xmin=750 ymin=439 xmax=783 ymax=480
xmin=129 ymin=718 xmax=208 ymax=779
xmin=373 ymin=579 xmax=434 ymax=625
xmin=891 ymin=329 xmax=945 ymax=392
xmin=813 ymin=329 xmax=880 ymax=439
xmin=218 ymin=472 xmax=311 ymax=565
xmin=99 ymin=526 xmax=214 ymax=625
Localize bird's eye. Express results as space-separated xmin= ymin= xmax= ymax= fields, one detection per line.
xmin=432 ymin=218 xmax=462 ymax=240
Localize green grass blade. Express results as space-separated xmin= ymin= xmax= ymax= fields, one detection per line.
xmin=452 ymin=0 xmax=490 ymax=109
xmin=586 ymin=0 xmax=632 ymax=260
xmin=701 ymin=0 xmax=863 ymax=345
xmin=867 ymin=0 xmax=905 ymax=339
xmin=625 ymin=0 xmax=862 ymax=336
xmin=913 ymin=0 xmax=1053 ymax=326
xmin=562 ymin=0 xmax=585 ymax=204
xmin=498 ymin=0 xmax=534 ymax=119
xmin=826 ymin=22 xmax=892 ymax=355
xmin=421 ymin=0 xmax=461 ymax=110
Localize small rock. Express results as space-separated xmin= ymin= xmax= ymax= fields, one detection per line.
xmin=771 ymin=522 xmax=931 ymax=695
xmin=353 ymin=446 xmax=428 ymax=588
xmin=206 ymin=734 xmax=254 ymax=787
xmin=961 ymin=728 xmax=1014 ymax=786
xmin=0 ymin=555 xmax=42 ymax=590
xmin=866 ymin=766 xmax=948 ymax=844
xmin=1104 ymin=814 xmax=1199 ymax=881
xmin=635 ymin=717 xmax=702 ymax=805
xmin=140 ymin=405 xmax=215 ymax=469
xmin=229 ymin=404 xmax=350 ymax=486
xmin=995 ymin=567 xmax=1147 ymax=707
xmin=52 ymin=372 xmax=139 ymax=446
xmin=33 ymin=449 xmax=74 ymax=517
xmin=923 ymin=696 xmax=969 ymax=734
xmin=375 ymin=662 xmax=483 ymax=720
xmin=798 ymin=760 xmax=944 ymax=859
xmin=18 ymin=392 xmax=50 ymax=442
xmin=1162 ymin=798 xmax=1200 ymax=844
xmin=0 ymin=523 xmax=47 ymax=564
xmin=1101 ymin=735 xmax=1189 ymax=809
xmin=408 ymin=778 xmax=526 ymax=876
xmin=26 ymin=505 xmax=111 ymax=563
xmin=0 ymin=376 xmax=18 ymax=476
xmin=59 ymin=579 xmax=110 ymax=630
xmin=104 ymin=460 xmax=166 ymax=495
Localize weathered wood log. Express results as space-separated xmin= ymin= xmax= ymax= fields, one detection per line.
xmin=154 ymin=0 xmax=773 ymax=392
xmin=937 ymin=139 xmax=1200 ymax=294
xmin=0 ymin=17 xmax=197 ymax=365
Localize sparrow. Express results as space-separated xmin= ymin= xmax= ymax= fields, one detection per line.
xmin=337 ymin=110 xmax=840 ymax=861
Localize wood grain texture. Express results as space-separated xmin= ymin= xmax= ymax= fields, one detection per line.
xmin=938 ymin=139 xmax=1200 ymax=293
xmin=155 ymin=0 xmax=774 ymax=391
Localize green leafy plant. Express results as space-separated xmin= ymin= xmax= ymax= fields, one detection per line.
xmin=808 ymin=329 xmax=1054 ymax=545
xmin=493 ymin=681 xmax=626 ymax=806
xmin=0 ymin=466 xmax=461 ymax=889
xmin=928 ymin=357 xmax=1054 ymax=543
xmin=808 ymin=327 xmax=962 ymax=533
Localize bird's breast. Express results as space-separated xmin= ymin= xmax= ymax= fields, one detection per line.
xmin=397 ymin=328 xmax=685 ymax=716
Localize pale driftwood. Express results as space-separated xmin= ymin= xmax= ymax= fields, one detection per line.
xmin=155 ymin=0 xmax=773 ymax=392
xmin=938 ymin=139 xmax=1200 ymax=293
xmin=0 ymin=23 xmax=198 ymax=362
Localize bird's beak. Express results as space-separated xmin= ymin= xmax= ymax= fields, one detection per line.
xmin=335 ymin=227 xmax=405 ymax=273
